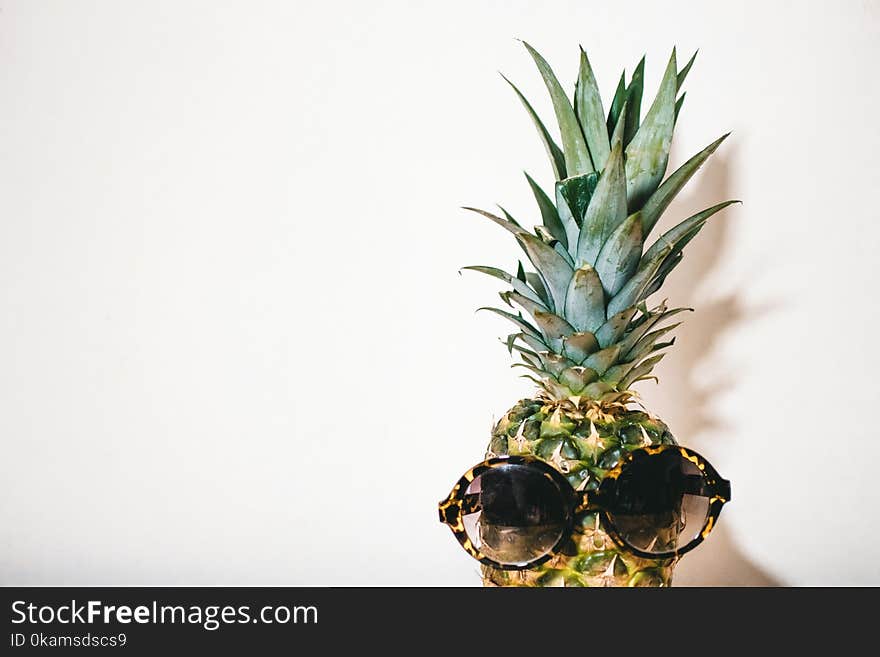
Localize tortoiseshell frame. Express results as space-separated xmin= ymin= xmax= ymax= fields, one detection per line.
xmin=438 ymin=455 xmax=577 ymax=570
xmin=438 ymin=445 xmax=731 ymax=569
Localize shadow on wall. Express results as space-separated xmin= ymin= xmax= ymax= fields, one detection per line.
xmin=653 ymin=148 xmax=783 ymax=587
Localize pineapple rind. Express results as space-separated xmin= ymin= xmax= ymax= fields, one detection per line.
xmin=482 ymin=398 xmax=679 ymax=587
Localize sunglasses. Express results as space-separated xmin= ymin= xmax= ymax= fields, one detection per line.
xmin=439 ymin=445 xmax=731 ymax=569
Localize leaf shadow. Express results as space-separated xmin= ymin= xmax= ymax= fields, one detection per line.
xmin=648 ymin=144 xmax=784 ymax=586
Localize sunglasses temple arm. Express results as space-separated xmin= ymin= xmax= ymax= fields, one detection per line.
xmin=438 ymin=493 xmax=483 ymax=525
xmin=681 ymin=475 xmax=731 ymax=502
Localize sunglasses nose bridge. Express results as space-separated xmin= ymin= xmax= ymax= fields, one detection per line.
xmin=574 ymin=491 xmax=595 ymax=514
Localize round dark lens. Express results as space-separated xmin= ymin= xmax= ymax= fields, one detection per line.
xmin=461 ymin=463 xmax=569 ymax=567
xmin=605 ymin=450 xmax=711 ymax=555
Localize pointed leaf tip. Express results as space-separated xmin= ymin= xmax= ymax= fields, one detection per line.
xmin=522 ymin=41 xmax=594 ymax=176
xmin=463 ymin=206 xmax=524 ymax=236
xmin=677 ymin=50 xmax=698 ymax=89
xmin=639 ymin=133 xmax=731 ymax=236
xmin=516 ymin=232 xmax=574 ymax=313
xmin=525 ymin=172 xmax=567 ymax=247
xmin=606 ymin=70 xmax=627 ymax=138
xmin=461 ymin=265 xmax=548 ymax=309
xmin=623 ymin=58 xmax=646 ymax=147
xmin=625 ymin=49 xmax=678 ymax=213
xmin=503 ymin=73 xmax=568 ymax=180
xmin=575 ymin=46 xmax=611 ymax=171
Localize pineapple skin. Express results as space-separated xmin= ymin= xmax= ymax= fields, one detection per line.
xmin=480 ymin=399 xmax=678 ymax=587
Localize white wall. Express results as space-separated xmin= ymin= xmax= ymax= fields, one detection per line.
xmin=1 ymin=0 xmax=878 ymax=586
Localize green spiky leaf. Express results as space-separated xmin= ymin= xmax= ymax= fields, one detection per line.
xmin=643 ymin=200 xmax=739 ymax=264
xmin=538 ymin=352 xmax=573 ymax=377
xmin=609 ymin=99 xmax=628 ymax=152
xmin=626 ymin=323 xmax=680 ymax=361
xmin=648 ymin=204 xmax=732 ymax=293
xmin=575 ymin=47 xmax=610 ymax=170
xmin=503 ymin=290 xmax=548 ymax=321
xmin=639 ymin=134 xmax=729 ymax=236
xmin=461 ymin=266 xmax=547 ymax=308
xmin=497 ymin=205 xmax=522 ymax=227
xmin=595 ymin=212 xmax=643 ymax=297
xmin=563 ymin=265 xmax=606 ymax=333
xmin=623 ymin=57 xmax=645 ymax=146
xmin=477 ymin=307 xmax=543 ymax=340
xmin=560 ymin=367 xmax=599 ymax=393
xmin=463 ymin=206 xmax=524 ymax=236
xmin=606 ymin=243 xmax=673 ymax=317
xmin=519 ymin=332 xmax=549 ymax=353
xmin=619 ymin=354 xmax=665 ymax=390
xmin=602 ymin=361 xmax=633 ymax=386
xmin=555 ymin=183 xmax=580 ymax=252
xmin=606 ymin=71 xmax=626 ymax=138
xmin=519 ymin=373 xmax=545 ymax=386
xmin=554 ymin=242 xmax=575 ymax=268
xmin=595 ymin=307 xmax=638 ymax=348
xmin=543 ymin=379 xmax=575 ymax=398
xmin=625 ymin=50 xmax=677 ymax=213
xmin=583 ymin=381 xmax=614 ymax=398
xmin=502 ymin=74 xmax=567 ymax=180
xmin=513 ymin=361 xmax=554 ymax=379
xmin=524 ymin=273 xmax=551 ymax=309
xmin=562 ymin=331 xmax=600 ymax=362
xmin=525 ymin=173 xmax=566 ymax=247
xmin=677 ymin=50 xmax=697 ymax=89
xmin=582 ymin=345 xmax=621 ymax=376
xmin=577 ymin=136 xmax=627 ymax=266
xmin=533 ymin=310 xmax=576 ymax=351
xmin=523 ymin=42 xmax=594 ymax=175
xmin=643 ymin=217 xmax=711 ymax=299
xmin=618 ymin=307 xmax=691 ymax=355
xmin=557 ymin=172 xmax=600 ymax=227
xmin=674 ymin=93 xmax=686 ymax=125
xmin=516 ymin=232 xmax=574 ymax=312
xmin=644 ymin=253 xmax=683 ymax=298
xmin=518 ymin=351 xmax=541 ymax=369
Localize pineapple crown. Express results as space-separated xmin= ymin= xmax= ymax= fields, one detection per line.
xmin=464 ymin=42 xmax=738 ymax=402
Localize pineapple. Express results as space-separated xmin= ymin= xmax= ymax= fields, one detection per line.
xmin=464 ymin=43 xmax=736 ymax=587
